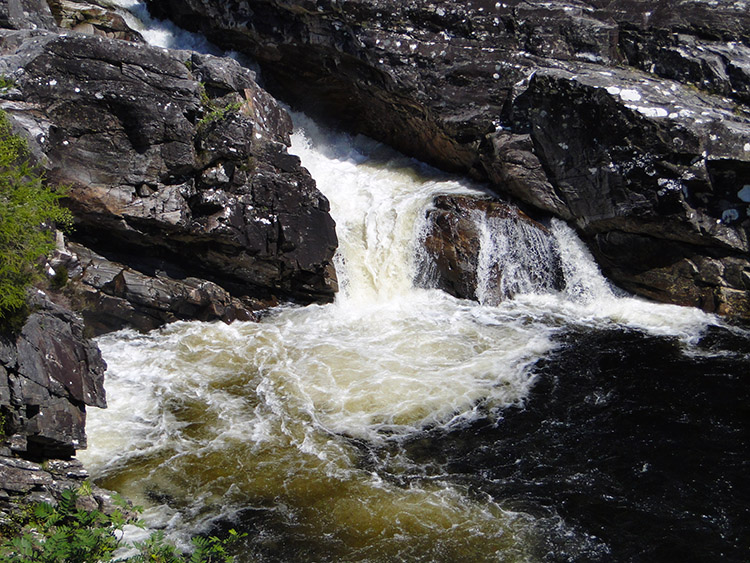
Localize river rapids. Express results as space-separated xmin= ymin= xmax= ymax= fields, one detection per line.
xmin=77 ymin=3 xmax=750 ymax=562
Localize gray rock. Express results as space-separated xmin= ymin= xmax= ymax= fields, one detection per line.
xmin=0 ymin=454 xmax=132 ymax=519
xmin=1 ymin=291 xmax=105 ymax=459
xmin=0 ymin=0 xmax=57 ymax=31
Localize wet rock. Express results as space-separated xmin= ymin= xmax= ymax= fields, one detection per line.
xmin=511 ymin=65 xmax=750 ymax=310
xmin=0 ymin=292 xmax=106 ymax=460
xmin=148 ymin=0 xmax=750 ymax=318
xmin=0 ymin=29 xmax=338 ymax=330
xmin=420 ymin=195 xmax=563 ymax=304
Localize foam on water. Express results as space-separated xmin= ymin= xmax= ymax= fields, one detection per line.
xmin=107 ymin=0 xmax=220 ymax=53
xmin=78 ymin=6 xmax=722 ymax=559
xmin=80 ymin=115 xmax=718 ymax=559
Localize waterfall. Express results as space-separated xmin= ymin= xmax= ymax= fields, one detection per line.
xmin=79 ymin=3 xmax=725 ymax=561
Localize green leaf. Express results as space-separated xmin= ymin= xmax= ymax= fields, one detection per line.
xmin=0 ymin=108 xmax=73 ymax=328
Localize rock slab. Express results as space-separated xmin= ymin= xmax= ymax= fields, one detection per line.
xmin=1 ymin=292 xmax=106 ymax=460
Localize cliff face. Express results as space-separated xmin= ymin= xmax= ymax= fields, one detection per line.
xmin=0 ymin=291 xmax=107 ymax=514
xmin=147 ymin=0 xmax=750 ymax=318
xmin=0 ymin=29 xmax=338 ymax=331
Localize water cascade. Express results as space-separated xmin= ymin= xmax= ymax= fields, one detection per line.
xmin=78 ymin=3 xmax=750 ymax=562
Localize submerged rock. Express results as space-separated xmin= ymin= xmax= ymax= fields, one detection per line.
xmin=147 ymin=0 xmax=750 ymax=318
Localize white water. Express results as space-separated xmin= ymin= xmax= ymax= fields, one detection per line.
xmin=104 ymin=0 xmax=219 ymax=53
xmin=79 ymin=113 xmax=717 ymax=557
xmin=79 ymin=3 xmax=720 ymax=559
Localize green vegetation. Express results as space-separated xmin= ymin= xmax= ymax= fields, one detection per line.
xmin=0 ymin=76 xmax=16 ymax=91
xmin=0 ymin=483 xmax=244 ymax=562
xmin=197 ymin=84 xmax=244 ymax=127
xmin=0 ymin=407 xmax=8 ymax=439
xmin=0 ymin=108 xmax=72 ymax=329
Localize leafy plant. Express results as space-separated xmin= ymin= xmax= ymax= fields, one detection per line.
xmin=0 ymin=486 xmax=127 ymax=562
xmin=130 ymin=529 xmax=243 ymax=563
xmin=0 ymin=109 xmax=73 ymax=328
xmin=197 ymin=83 xmax=244 ymax=127
xmin=0 ymin=76 xmax=15 ymax=91
xmin=49 ymin=265 xmax=68 ymax=290
xmin=0 ymin=483 xmax=245 ymax=562
xmin=0 ymin=407 xmax=8 ymax=439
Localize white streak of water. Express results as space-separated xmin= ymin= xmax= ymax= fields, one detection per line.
xmin=78 ymin=3 xmax=721 ymax=559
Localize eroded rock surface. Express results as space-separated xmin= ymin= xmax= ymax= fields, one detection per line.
xmin=0 ymin=28 xmax=338 ymax=331
xmin=147 ymin=0 xmax=750 ymax=317
xmin=0 ymin=292 xmax=106 ymax=460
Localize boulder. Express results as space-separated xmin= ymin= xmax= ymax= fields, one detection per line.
xmin=419 ymin=195 xmax=563 ymax=304
xmin=0 ymin=28 xmax=338 ymax=332
xmin=0 ymin=291 xmax=106 ymax=460
xmin=147 ymin=0 xmax=750 ymax=318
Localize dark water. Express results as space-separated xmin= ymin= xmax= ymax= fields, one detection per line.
xmin=396 ymin=326 xmax=750 ymax=562
xmin=218 ymin=325 xmax=749 ymax=563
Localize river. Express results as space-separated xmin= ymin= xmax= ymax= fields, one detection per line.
xmin=77 ymin=3 xmax=750 ymax=562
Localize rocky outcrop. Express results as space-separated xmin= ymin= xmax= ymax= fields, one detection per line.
xmin=0 ymin=27 xmax=338 ymax=332
xmin=0 ymin=291 xmax=106 ymax=460
xmin=147 ymin=0 xmax=750 ymax=318
xmin=46 ymin=0 xmax=144 ymax=41
xmin=420 ymin=195 xmax=563 ymax=304
xmin=0 ymin=455 xmax=125 ymax=524
xmin=57 ymin=242 xmax=258 ymax=335
xmin=510 ymin=64 xmax=750 ymax=316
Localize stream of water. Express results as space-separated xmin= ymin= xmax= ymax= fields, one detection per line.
xmin=77 ymin=4 xmax=750 ymax=561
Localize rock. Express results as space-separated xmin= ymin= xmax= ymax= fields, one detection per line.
xmin=0 ymin=454 xmax=129 ymax=520
xmin=1 ymin=291 xmax=106 ymax=459
xmin=147 ymin=0 xmax=750 ymax=318
xmin=511 ymin=64 xmax=750 ymax=309
xmin=0 ymin=28 xmax=338 ymax=331
xmin=63 ymin=242 xmax=260 ymax=336
xmin=0 ymin=0 xmax=57 ymax=31
xmin=419 ymin=195 xmax=563 ymax=305
xmin=46 ymin=0 xmax=144 ymax=42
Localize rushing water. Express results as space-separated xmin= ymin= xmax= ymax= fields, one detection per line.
xmin=79 ymin=3 xmax=750 ymax=561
